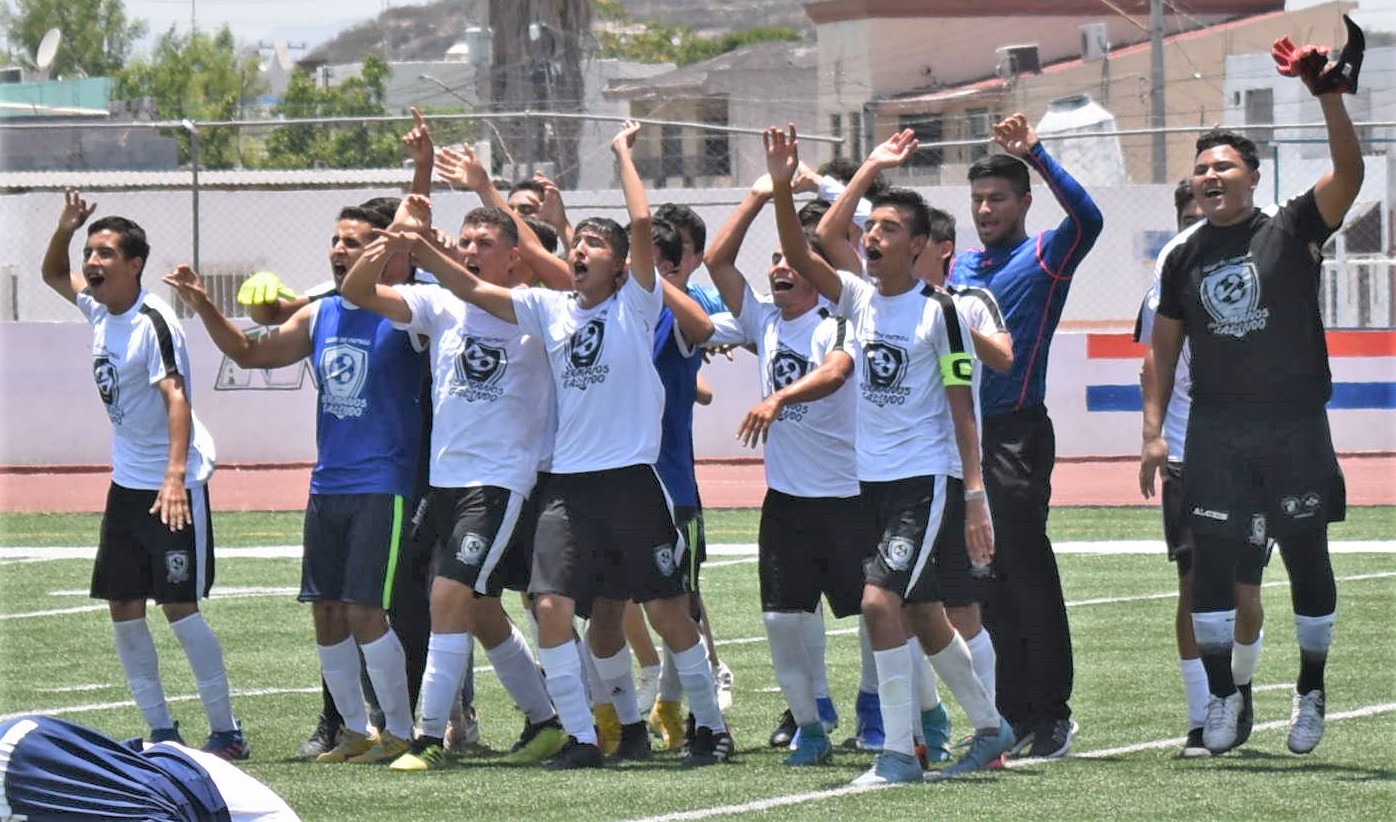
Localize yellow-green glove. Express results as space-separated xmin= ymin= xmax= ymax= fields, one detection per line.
xmin=236 ymin=271 xmax=297 ymax=306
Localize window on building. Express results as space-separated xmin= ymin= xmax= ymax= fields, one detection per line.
xmin=661 ymin=124 xmax=684 ymax=182
xmin=849 ymin=111 xmax=862 ymax=159
xmin=965 ymin=107 xmax=992 ymax=162
xmin=900 ymin=113 xmax=943 ymax=167
xmin=1244 ymin=88 xmax=1274 ymax=143
xmin=701 ymin=101 xmax=730 ymax=177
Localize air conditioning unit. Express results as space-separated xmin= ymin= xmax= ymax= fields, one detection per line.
xmin=995 ymin=44 xmax=1041 ymax=78
xmin=1081 ymin=23 xmax=1109 ymax=62
xmin=0 ymin=66 xmax=23 ymax=84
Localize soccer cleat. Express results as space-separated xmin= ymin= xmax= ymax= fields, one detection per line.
xmin=347 ymin=730 xmax=410 ymax=764
xmin=816 ymin=696 xmax=840 ymax=732
xmin=444 ymin=705 xmax=480 ymax=754
xmin=851 ymin=750 xmax=923 ymax=786
xmin=594 ymin=703 xmax=623 ymax=756
xmin=1026 ymin=717 xmax=1075 ymax=759
xmin=1234 ymin=683 xmax=1254 ymax=748
xmin=1203 ymin=692 xmax=1243 ymax=754
xmin=294 ymin=715 xmax=338 ymax=760
xmin=1180 ymin=726 xmax=1211 ymax=758
xmin=682 ymin=726 xmax=734 ymax=767
xmin=609 ymin=721 xmax=652 ymax=762
xmin=649 ymin=699 xmax=686 ymax=751
xmin=501 ymin=716 xmax=567 ymax=765
xmin=843 ymin=690 xmax=885 ymax=752
xmin=769 ymin=708 xmax=797 ymax=748
xmin=935 ymin=718 xmax=1015 ymax=778
xmin=1287 ymin=689 xmax=1326 ymax=754
xmin=389 ymin=737 xmax=449 ymax=772
xmin=714 ymin=661 xmax=735 ymax=713
xmin=316 ymin=728 xmax=374 ymax=763
xmin=545 ymin=736 xmax=605 ymax=770
xmin=201 ymin=722 xmax=250 ymax=762
xmin=921 ymin=703 xmax=952 ymax=763
xmin=1005 ymin=722 xmax=1034 ymax=757
xmin=150 ymin=722 xmax=185 ymax=746
xmin=636 ymin=666 xmax=662 ymax=716
xmin=784 ymin=723 xmax=832 ymax=766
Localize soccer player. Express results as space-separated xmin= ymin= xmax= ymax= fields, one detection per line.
xmin=0 ymin=715 xmax=298 ymax=821
xmin=165 ymin=203 xmax=425 ymax=765
xmin=40 ymin=190 xmax=247 ymax=760
xmin=1138 ymin=181 xmax=1266 ymax=757
xmin=1143 ymin=18 xmax=1365 ymax=755
xmin=947 ymin=112 xmax=1104 ymax=759
xmin=428 ymin=121 xmax=730 ymax=769
xmin=338 ymin=199 xmax=568 ymax=770
xmin=764 ymin=125 xmax=1014 ymax=785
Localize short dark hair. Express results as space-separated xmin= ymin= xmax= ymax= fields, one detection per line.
xmin=1195 ymin=129 xmax=1259 ymax=171
xmin=797 ymin=198 xmax=830 ymax=230
xmin=575 ymin=216 xmax=629 ymax=263
xmin=509 ymin=179 xmax=547 ymax=198
xmin=927 ymin=206 xmax=956 ymax=246
xmin=967 ymin=153 xmax=1031 ymax=197
xmin=819 ymin=157 xmax=886 ymax=198
xmin=340 ymin=205 xmax=391 ymax=230
xmin=357 ymin=197 xmax=400 ymax=227
xmin=87 ymin=216 xmax=149 ymax=272
xmin=1173 ymin=178 xmax=1196 ymax=221
xmin=870 ymin=187 xmax=931 ymax=239
xmin=462 ymin=206 xmax=520 ymax=247
xmin=654 ymin=203 xmax=706 ymax=254
xmin=650 ymin=218 xmax=683 ymax=270
xmin=524 ymin=216 xmax=559 ymax=254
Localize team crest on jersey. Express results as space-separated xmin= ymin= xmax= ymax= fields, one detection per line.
xmin=450 ymin=335 xmax=507 ymax=402
xmin=882 ymin=536 xmax=914 ymax=572
xmin=770 ymin=346 xmax=812 ymax=422
xmin=318 ymin=343 xmax=370 ymax=419
xmin=653 ymin=543 xmax=676 ymax=577
xmin=1280 ymin=491 xmax=1322 ymax=520
xmin=563 ymin=318 xmax=610 ymax=390
xmin=1248 ymin=513 xmax=1268 ymax=547
xmin=1200 ymin=256 xmax=1269 ymax=338
xmin=164 ymin=551 xmax=190 ymax=585
xmin=456 ymin=532 xmax=488 ymax=566
xmin=861 ymin=342 xmax=911 ymax=407
xmin=93 ymin=354 xmax=123 ymax=424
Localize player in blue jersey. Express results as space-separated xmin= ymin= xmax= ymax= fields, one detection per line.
xmin=166 ymin=202 xmax=427 ymax=765
xmin=947 ymin=113 xmax=1104 ymax=759
xmin=0 ymin=715 xmax=298 ymax=821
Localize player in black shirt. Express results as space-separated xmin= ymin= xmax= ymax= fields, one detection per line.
xmin=1142 ymin=16 xmax=1366 ymax=757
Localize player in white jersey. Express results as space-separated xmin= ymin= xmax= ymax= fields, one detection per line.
xmin=412 ymin=122 xmax=730 ymax=769
xmin=40 ymin=190 xmax=246 ymax=759
xmin=763 ymin=125 xmax=1014 ymax=784
xmin=338 ymin=200 xmax=568 ymax=770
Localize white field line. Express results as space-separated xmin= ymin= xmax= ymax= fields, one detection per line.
xmin=0 ymin=686 xmax=321 ymax=724
xmin=627 ymin=702 xmax=1396 ymax=822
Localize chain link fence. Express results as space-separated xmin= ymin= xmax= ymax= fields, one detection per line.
xmin=3 ymin=115 xmax=1392 ymax=329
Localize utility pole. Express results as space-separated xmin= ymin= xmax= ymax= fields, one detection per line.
xmin=1149 ymin=0 xmax=1166 ymax=183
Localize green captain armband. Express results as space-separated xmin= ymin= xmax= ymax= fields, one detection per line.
xmin=940 ymin=352 xmax=973 ymax=387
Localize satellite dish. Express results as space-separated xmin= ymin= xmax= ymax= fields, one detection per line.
xmin=35 ymin=28 xmax=61 ymax=79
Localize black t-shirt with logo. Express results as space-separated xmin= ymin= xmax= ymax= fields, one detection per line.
xmin=1157 ymin=189 xmax=1337 ymax=412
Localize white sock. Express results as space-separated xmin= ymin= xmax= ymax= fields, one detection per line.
xmin=113 ymin=618 xmax=173 ymax=732
xmin=1192 ymin=611 xmax=1236 ymax=654
xmin=673 ymin=640 xmax=725 ymax=732
xmin=964 ymin=628 xmax=997 ymax=706
xmin=658 ymin=645 xmax=683 ymax=702
xmin=592 ymin=644 xmax=641 ymax=724
xmin=169 ymin=613 xmax=236 ymax=733
xmin=360 ymin=630 xmax=413 ymax=740
xmin=539 ymin=642 xmax=596 ymax=745
xmin=765 ymin=611 xmax=818 ymax=726
xmin=1181 ymin=657 xmax=1209 ymax=729
xmin=1294 ymin=614 xmax=1334 ymax=658
xmin=874 ymin=645 xmax=915 ymax=757
xmin=929 ymin=631 xmax=999 ymax=731
xmin=485 ymin=625 xmax=555 ymax=724
xmin=579 ymin=636 xmax=608 ymax=706
xmin=805 ymin=605 xmax=831 ymax=700
xmin=908 ymin=638 xmax=940 ymax=710
xmin=318 ymin=637 xmax=369 ymax=736
xmin=417 ymin=632 xmax=471 ymax=739
xmin=1232 ymin=630 xmax=1264 ymax=687
xmin=858 ymin=615 xmax=879 ymax=694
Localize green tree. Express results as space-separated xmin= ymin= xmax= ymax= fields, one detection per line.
xmin=260 ymin=56 xmax=403 ymax=169
xmin=114 ymin=25 xmax=263 ymax=169
xmin=595 ymin=18 xmax=799 ymax=67
xmin=2 ymin=0 xmax=146 ymax=77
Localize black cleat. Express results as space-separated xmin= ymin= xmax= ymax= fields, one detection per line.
xmin=545 ymin=736 xmax=605 ymax=770
xmin=609 ymin=721 xmax=652 ymax=762
xmin=1235 ymin=683 xmax=1255 ymax=748
xmin=682 ymin=726 xmax=734 ymax=767
xmin=769 ymin=709 xmax=797 ymax=748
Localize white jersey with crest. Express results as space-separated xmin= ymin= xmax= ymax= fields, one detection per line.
xmin=511 ymin=273 xmax=664 ymax=474
xmin=77 ymin=290 xmax=216 ymax=490
xmin=834 ymin=271 xmax=976 ymax=482
xmin=709 ymin=284 xmax=858 ymax=499
xmin=395 ymin=283 xmax=552 ymax=494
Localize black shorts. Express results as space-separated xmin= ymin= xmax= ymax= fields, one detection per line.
xmin=860 ymin=475 xmax=965 ymax=605
xmin=417 ymin=485 xmax=531 ymax=597
xmin=758 ymin=489 xmax=873 ymax=618
xmin=1161 ymin=461 xmax=1195 ymax=566
xmin=91 ymin=482 xmax=215 ymax=604
xmin=529 ymin=465 xmax=683 ymax=606
xmin=674 ymin=505 xmax=705 ymax=595
xmin=299 ymin=493 xmax=409 ymax=608
xmin=1184 ymin=408 xmax=1346 ymax=540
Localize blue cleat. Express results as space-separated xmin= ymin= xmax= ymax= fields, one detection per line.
xmin=843 ymin=690 xmax=885 ymax=752
xmin=816 ymin=696 xmax=840 ymax=732
xmin=932 ymin=718 xmax=1014 ymax=778
xmin=784 ymin=723 xmax=832 ymax=766
xmin=851 ymin=750 xmax=923 ymax=786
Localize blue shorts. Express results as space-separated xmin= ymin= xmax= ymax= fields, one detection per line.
xmin=299 ymin=493 xmax=409 ymax=609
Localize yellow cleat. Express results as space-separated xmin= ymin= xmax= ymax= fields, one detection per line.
xmin=388 ymin=741 xmax=449 ymax=772
xmin=595 ymin=703 xmax=623 ymax=756
xmin=315 ymin=728 xmax=374 ymax=763
xmin=500 ymin=717 xmax=567 ymax=765
xmin=650 ymin=699 xmax=686 ymax=752
xmin=346 ymin=730 xmax=411 ymax=764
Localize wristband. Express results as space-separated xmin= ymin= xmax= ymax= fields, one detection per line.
xmin=965 ymin=489 xmax=987 ymax=502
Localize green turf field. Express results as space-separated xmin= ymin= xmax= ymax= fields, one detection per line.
xmin=1 ymin=508 xmax=1393 ymax=821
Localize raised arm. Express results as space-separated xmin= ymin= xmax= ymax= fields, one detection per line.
xmin=703 ymin=182 xmax=772 ymax=316
xmin=1141 ymin=315 xmax=1183 ymax=499
xmin=766 ymin=125 xmax=841 ymax=304
xmin=613 ymin=120 xmax=656 ymax=293
xmin=163 ymin=265 xmax=313 ymax=369
xmin=41 ymin=189 xmax=96 ymax=304
xmin=534 ymin=171 xmax=575 ymax=252
xmin=411 ymin=233 xmax=519 ymax=324
xmin=1312 ymin=90 xmax=1364 ymax=228
xmin=737 ymin=349 xmax=852 ymax=448
xmin=994 ymin=114 xmax=1104 ymax=277
xmin=816 ymin=130 xmax=917 ymax=273
xmin=664 ymin=280 xmax=715 ymax=346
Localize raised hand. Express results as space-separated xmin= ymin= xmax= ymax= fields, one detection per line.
xmin=867 ymin=128 xmax=919 ymax=170
xmin=236 ymin=270 xmax=295 ymax=306
xmin=611 ymin=119 xmax=641 ymax=155
xmin=163 ymin=264 xmax=210 ymax=309
xmin=1273 ymin=14 xmax=1365 ymax=96
xmin=763 ymin=124 xmax=800 ymax=185
xmin=792 ymin=160 xmax=823 ymax=194
xmin=367 ymin=229 xmax=419 ymax=258
xmin=58 ymin=188 xmax=96 ymax=233
xmin=402 ymin=106 xmax=434 ymax=167
xmin=391 ymin=193 xmax=433 ymax=235
xmin=435 ymin=143 xmax=491 ymax=191
xmin=991 ymin=113 xmax=1038 ymax=157
xmin=533 ymin=171 xmax=570 ymax=226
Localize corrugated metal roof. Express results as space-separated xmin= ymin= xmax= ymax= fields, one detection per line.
xmin=0 ymin=167 xmax=415 ymax=192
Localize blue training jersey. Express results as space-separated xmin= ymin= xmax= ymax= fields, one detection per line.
xmin=949 ymin=142 xmax=1103 ymax=418
xmin=652 ymin=283 xmax=725 ymax=508
xmin=0 ymin=715 xmax=230 ymax=821
xmin=309 ymin=296 xmax=426 ymax=496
